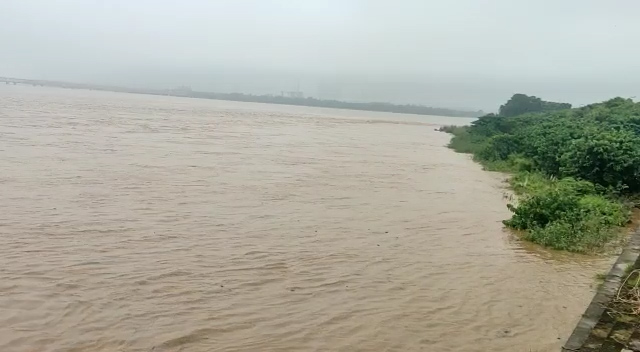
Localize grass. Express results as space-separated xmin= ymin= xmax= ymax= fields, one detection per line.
xmin=508 ymin=172 xmax=557 ymax=196
xmin=440 ymin=125 xmax=487 ymax=155
xmin=524 ymin=217 xmax=620 ymax=253
xmin=610 ymin=268 xmax=640 ymax=322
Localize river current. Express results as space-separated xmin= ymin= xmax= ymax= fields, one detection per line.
xmin=0 ymin=86 xmax=611 ymax=352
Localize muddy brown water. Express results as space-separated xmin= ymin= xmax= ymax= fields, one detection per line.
xmin=0 ymin=86 xmax=613 ymax=352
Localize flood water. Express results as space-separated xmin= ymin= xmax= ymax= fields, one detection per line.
xmin=0 ymin=86 xmax=613 ymax=352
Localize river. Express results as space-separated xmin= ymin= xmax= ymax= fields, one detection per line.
xmin=0 ymin=86 xmax=612 ymax=352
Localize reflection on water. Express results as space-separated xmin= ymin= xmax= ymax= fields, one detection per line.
xmin=0 ymin=86 xmax=613 ymax=352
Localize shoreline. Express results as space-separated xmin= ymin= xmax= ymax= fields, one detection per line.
xmin=441 ymin=128 xmax=640 ymax=351
xmin=562 ymin=227 xmax=640 ymax=352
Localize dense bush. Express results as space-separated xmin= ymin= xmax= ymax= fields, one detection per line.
xmin=502 ymin=182 xmax=628 ymax=252
xmin=578 ymin=195 xmax=629 ymax=227
xmin=559 ymin=129 xmax=640 ymax=192
xmin=503 ymin=189 xmax=582 ymax=230
xmin=444 ymin=94 xmax=639 ymax=252
xmin=476 ymin=134 xmax=521 ymax=161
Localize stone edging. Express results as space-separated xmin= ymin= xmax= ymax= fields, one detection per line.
xmin=562 ymin=227 xmax=640 ymax=351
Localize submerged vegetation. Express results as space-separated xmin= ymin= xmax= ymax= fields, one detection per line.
xmin=441 ymin=94 xmax=640 ymax=253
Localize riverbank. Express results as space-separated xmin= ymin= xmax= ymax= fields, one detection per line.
xmin=562 ymin=227 xmax=640 ymax=351
xmin=439 ymin=95 xmax=640 ymax=253
xmin=438 ymin=95 xmax=640 ymax=350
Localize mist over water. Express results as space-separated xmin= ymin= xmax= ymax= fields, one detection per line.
xmin=0 ymin=86 xmax=612 ymax=351
xmin=2 ymin=1 xmax=640 ymax=110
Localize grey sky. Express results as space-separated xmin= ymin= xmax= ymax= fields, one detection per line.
xmin=2 ymin=0 xmax=639 ymax=111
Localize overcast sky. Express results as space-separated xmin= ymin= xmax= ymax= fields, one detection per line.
xmin=1 ymin=0 xmax=639 ymax=111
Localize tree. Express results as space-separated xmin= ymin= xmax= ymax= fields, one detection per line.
xmin=499 ymin=94 xmax=571 ymax=117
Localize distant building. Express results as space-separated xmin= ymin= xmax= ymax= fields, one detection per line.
xmin=281 ymin=91 xmax=304 ymax=98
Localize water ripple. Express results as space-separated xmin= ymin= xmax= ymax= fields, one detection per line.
xmin=0 ymin=86 xmax=614 ymax=352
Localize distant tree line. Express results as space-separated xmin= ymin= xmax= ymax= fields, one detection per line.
xmin=174 ymin=91 xmax=482 ymax=118
xmin=3 ymin=76 xmax=483 ymax=118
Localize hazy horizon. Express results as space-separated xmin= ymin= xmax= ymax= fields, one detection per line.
xmin=2 ymin=0 xmax=640 ymax=111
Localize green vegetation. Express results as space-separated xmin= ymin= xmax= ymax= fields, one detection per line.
xmin=442 ymin=94 xmax=638 ymax=253
xmin=499 ymin=93 xmax=571 ymax=117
